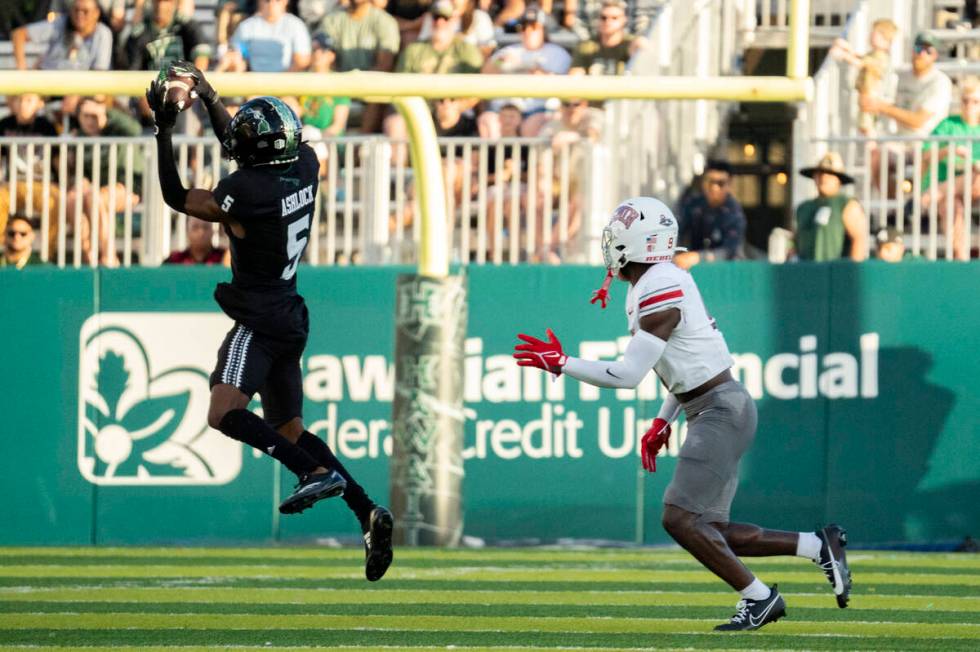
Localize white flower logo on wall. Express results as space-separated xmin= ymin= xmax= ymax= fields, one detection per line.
xmin=78 ymin=313 xmax=241 ymax=486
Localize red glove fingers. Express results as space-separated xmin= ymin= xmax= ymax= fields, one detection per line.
xmin=640 ymin=418 xmax=671 ymax=472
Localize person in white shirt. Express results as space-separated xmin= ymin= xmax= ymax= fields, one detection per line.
xmin=513 ymin=196 xmax=853 ymax=631
xmin=861 ymin=32 xmax=953 ymax=191
xmin=219 ymin=0 xmax=312 ymax=72
xmin=478 ymin=5 xmax=571 ymax=137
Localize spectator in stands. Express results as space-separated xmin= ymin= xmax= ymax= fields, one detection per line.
xmin=320 ymin=0 xmax=400 ymax=132
xmin=386 ymin=0 xmax=432 ymax=47
xmin=12 ymin=0 xmax=112 ymax=71
xmin=1 ymin=215 xmax=44 ymax=269
xmin=215 ymin=1 xmax=255 ymax=60
xmin=123 ymin=0 xmax=212 ymax=71
xmin=479 ymin=4 xmax=572 ymax=138
xmin=485 ymin=98 xmax=600 ymax=262
xmin=862 ymin=33 xmax=952 ymax=137
xmin=875 ymin=227 xmax=905 ymax=262
xmin=301 ymin=32 xmax=351 ymax=137
xmin=384 ymin=1 xmax=484 ymax=164
xmin=920 ymin=76 xmax=980 ymax=260
xmin=794 ymin=152 xmax=868 ymax=262
xmin=298 ymin=0 xmax=339 ymax=30
xmin=674 ymin=159 xmax=747 ymax=269
xmin=163 ymin=216 xmax=229 ymax=265
xmin=830 ymin=18 xmax=898 ymax=136
xmin=0 ymin=94 xmax=57 ymax=138
xmin=219 ymin=0 xmax=312 ymax=72
xmin=493 ymin=0 xmax=578 ymax=32
xmin=569 ymin=0 xmax=647 ymax=76
xmin=75 ymin=95 xmax=143 ymax=265
xmin=417 ymin=0 xmax=496 ymax=57
xmin=862 ymin=32 xmax=953 ymax=191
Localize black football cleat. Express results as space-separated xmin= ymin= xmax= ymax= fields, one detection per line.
xmin=278 ymin=469 xmax=346 ymax=515
xmin=714 ymin=585 xmax=786 ymax=631
xmin=817 ymin=523 xmax=852 ymax=608
xmin=363 ymin=505 xmax=394 ymax=582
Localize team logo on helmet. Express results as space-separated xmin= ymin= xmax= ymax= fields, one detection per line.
xmin=659 ymin=214 xmax=674 ymax=227
xmin=611 ymin=204 xmax=641 ymax=228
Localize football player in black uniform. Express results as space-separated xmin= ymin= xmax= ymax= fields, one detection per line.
xmin=147 ymin=62 xmax=393 ymax=581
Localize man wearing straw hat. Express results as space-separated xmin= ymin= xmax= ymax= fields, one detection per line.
xmin=794 ymin=152 xmax=868 ymax=262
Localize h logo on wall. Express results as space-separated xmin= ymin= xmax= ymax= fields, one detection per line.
xmin=78 ymin=313 xmax=239 ymax=486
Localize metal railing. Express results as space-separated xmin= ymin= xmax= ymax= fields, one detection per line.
xmin=799 ymin=134 xmax=979 ymax=260
xmin=1 ymin=134 xmax=598 ymax=267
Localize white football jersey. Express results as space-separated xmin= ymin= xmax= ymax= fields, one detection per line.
xmin=626 ymin=263 xmax=734 ymax=394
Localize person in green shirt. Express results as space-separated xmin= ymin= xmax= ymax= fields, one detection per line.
xmin=794 ymin=152 xmax=868 ymax=262
xmin=1 ymin=215 xmax=45 ymax=269
xmin=383 ymin=1 xmax=483 ymax=166
xmin=920 ymin=76 xmax=980 ymax=260
xmin=301 ymin=32 xmax=351 ymax=137
xmin=319 ymin=0 xmax=400 ymax=133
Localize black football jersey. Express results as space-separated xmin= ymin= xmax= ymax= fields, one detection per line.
xmin=211 ymin=143 xmax=319 ymax=340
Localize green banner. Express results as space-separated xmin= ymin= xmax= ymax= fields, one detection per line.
xmin=1 ymin=262 xmax=977 ymax=546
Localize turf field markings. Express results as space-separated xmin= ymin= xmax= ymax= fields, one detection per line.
xmin=2 ymin=601 xmax=976 ymax=624
xmin=1 ymin=586 xmax=978 ymax=611
xmin=2 ymin=613 xmax=979 ymax=639
xmin=3 ymin=565 xmax=976 ymax=587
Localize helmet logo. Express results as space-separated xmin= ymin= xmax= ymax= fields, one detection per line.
xmin=646 ymin=234 xmax=657 ymax=252
xmin=659 ymin=214 xmax=674 ymax=227
xmin=248 ymin=107 xmax=272 ymax=135
xmin=611 ymin=204 xmax=641 ymax=229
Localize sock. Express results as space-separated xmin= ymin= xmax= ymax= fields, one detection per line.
xmin=797 ymin=531 xmax=822 ymax=561
xmin=297 ymin=431 xmax=375 ymax=525
xmin=739 ymin=578 xmax=771 ymax=601
xmin=218 ymin=409 xmax=320 ymax=477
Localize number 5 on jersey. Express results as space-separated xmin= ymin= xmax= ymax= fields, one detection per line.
xmin=281 ymin=212 xmax=311 ymax=280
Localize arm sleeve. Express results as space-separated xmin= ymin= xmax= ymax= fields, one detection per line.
xmin=563 ymin=330 xmax=666 ymax=389
xmin=155 ymin=131 xmax=189 ymax=212
xmin=204 ymin=98 xmax=232 ymax=142
xmin=656 ymin=393 xmax=682 ymax=422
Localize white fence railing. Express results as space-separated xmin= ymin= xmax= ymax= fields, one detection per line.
xmin=1 ymin=134 xmax=601 ymax=268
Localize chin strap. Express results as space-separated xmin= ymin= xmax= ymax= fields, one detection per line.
xmin=590 ymin=268 xmax=614 ymax=309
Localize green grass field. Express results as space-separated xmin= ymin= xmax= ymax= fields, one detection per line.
xmin=1 ymin=546 xmax=978 ymax=651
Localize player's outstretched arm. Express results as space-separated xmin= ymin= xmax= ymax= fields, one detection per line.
xmin=513 ymin=309 xmax=679 ymax=390
xmin=147 ymin=79 xmax=230 ymax=225
xmin=169 ymin=60 xmax=231 ymax=141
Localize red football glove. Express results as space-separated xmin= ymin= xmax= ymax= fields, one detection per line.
xmin=590 ymin=269 xmax=614 ymax=309
xmin=640 ymin=418 xmax=671 ymax=472
xmin=513 ymin=328 xmax=567 ymax=376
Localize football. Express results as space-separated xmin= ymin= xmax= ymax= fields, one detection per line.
xmin=163 ymin=71 xmax=197 ymax=112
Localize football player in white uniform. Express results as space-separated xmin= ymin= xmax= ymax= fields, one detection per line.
xmin=514 ymin=196 xmax=852 ymax=631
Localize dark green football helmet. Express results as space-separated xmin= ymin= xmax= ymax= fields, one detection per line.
xmin=222 ymin=96 xmax=302 ymax=167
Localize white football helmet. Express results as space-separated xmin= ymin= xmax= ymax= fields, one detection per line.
xmin=600 ymin=196 xmax=686 ymax=270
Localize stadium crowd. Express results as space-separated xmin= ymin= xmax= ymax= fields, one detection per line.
xmin=0 ymin=1 xmax=977 ymax=265
xmin=1 ymin=0 xmax=652 ymax=264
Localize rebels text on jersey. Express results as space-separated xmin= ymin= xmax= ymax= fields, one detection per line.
xmin=626 ymin=262 xmax=734 ymax=394
xmin=211 ymin=143 xmax=319 ymax=340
